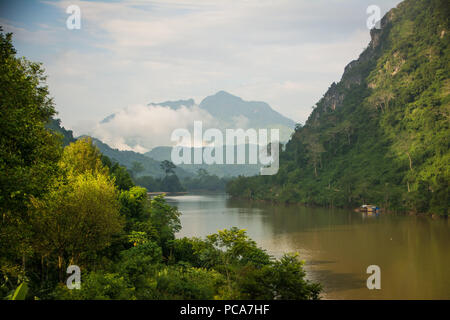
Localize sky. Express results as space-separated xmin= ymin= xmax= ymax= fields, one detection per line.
xmin=0 ymin=0 xmax=402 ymax=151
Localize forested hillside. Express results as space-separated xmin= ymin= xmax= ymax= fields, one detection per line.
xmin=46 ymin=118 xmax=76 ymax=146
xmin=228 ymin=0 xmax=449 ymax=215
xmin=146 ymin=145 xmax=261 ymax=177
xmin=89 ymin=137 xmax=191 ymax=179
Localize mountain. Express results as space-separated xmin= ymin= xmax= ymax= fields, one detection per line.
xmin=148 ymin=99 xmax=195 ymax=110
xmin=198 ymin=91 xmax=296 ymax=141
xmin=100 ymin=91 xmax=296 ymax=143
xmin=227 ymin=0 xmax=449 ymax=215
xmin=142 ymin=91 xmax=295 ymax=131
xmin=89 ymin=137 xmax=192 ymax=179
xmin=146 ymin=145 xmax=261 ymax=177
xmin=46 ymin=118 xmax=76 ymax=146
xmin=96 ymin=91 xmax=296 ymax=177
xmin=47 ymin=118 xmax=193 ymax=179
xmin=200 ymin=91 xmax=295 ymax=127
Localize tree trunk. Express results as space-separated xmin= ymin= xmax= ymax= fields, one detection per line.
xmin=406 ymin=152 xmax=413 ymax=171
xmin=22 ymin=253 xmax=26 ymax=273
xmin=41 ymin=255 xmax=44 ymax=286
xmin=58 ymin=255 xmax=63 ymax=282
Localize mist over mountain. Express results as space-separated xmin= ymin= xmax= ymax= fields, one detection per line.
xmin=49 ymin=88 xmax=295 ymax=178
xmin=47 ymin=118 xmax=194 ymax=179
xmin=148 ymin=99 xmax=195 ymax=110
xmin=95 ymin=91 xmax=296 ymax=153
xmin=89 ymin=137 xmax=192 ymax=179
xmin=146 ymin=145 xmax=261 ymax=178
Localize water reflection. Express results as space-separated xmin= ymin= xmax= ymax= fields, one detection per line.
xmin=167 ymin=194 xmax=450 ymax=299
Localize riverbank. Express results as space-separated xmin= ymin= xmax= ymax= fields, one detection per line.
xmin=168 ymin=193 xmax=450 ymax=299
xmin=226 ymin=195 xmax=448 ymax=219
xmin=148 ymin=191 xmax=188 ymax=197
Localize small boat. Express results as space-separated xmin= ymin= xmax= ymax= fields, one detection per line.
xmin=357 ymin=204 xmax=380 ymax=212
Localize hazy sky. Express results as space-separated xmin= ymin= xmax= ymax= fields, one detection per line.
xmin=0 ymin=0 xmax=402 ymax=141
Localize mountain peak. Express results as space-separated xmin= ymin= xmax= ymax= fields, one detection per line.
xmin=148 ymin=99 xmax=195 ymax=110
xmin=214 ymin=90 xmax=237 ymax=97
xmin=207 ymin=90 xmax=243 ymax=103
xmin=199 ymin=90 xmax=296 ymax=136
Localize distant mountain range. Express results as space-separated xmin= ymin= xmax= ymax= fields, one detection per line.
xmin=101 ymin=90 xmax=297 ymax=143
xmin=89 ymin=137 xmax=192 ymax=179
xmin=148 ymin=98 xmax=195 ymax=110
xmin=146 ymin=145 xmax=261 ymax=177
xmin=47 ymin=118 xmax=191 ymax=178
xmin=50 ymin=91 xmax=298 ymax=179
xmin=93 ymin=90 xmax=297 ymax=177
xmin=48 ymin=117 xmax=262 ymax=178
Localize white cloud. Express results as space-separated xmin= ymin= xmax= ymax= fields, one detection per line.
xmin=89 ymin=104 xmax=217 ymax=152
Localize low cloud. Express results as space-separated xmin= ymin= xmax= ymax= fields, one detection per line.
xmin=89 ymin=103 xmax=216 ymax=153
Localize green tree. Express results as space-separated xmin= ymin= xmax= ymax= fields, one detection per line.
xmin=155 ymin=267 xmax=224 ymax=300
xmin=149 ymin=196 xmax=181 ymax=254
xmin=102 ymin=155 xmax=134 ymax=190
xmin=206 ymin=228 xmax=271 ymax=294
xmin=30 ymin=172 xmax=124 ymax=280
xmin=161 ymin=174 xmax=185 ymax=192
xmin=0 ymin=28 xmax=62 ymax=279
xmin=131 ymin=161 xmax=145 ymax=177
xmin=303 ymin=133 xmax=325 ymax=177
xmin=119 ymin=186 xmax=149 ymax=230
xmin=160 ymin=160 xmax=176 ymax=176
xmin=238 ymin=254 xmax=321 ymax=300
xmin=134 ymin=175 xmax=161 ymax=192
xmin=116 ymin=241 xmax=162 ymax=296
xmin=53 ymin=272 xmax=136 ymax=300
xmin=59 ymin=137 xmax=107 ymax=177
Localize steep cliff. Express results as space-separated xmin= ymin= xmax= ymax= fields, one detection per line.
xmin=227 ymin=0 xmax=449 ymax=215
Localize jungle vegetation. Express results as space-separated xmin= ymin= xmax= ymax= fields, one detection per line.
xmin=227 ymin=0 xmax=449 ymax=216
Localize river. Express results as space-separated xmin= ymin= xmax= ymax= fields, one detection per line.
xmin=165 ymin=193 xmax=450 ymax=300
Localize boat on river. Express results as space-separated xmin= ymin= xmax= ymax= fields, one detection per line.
xmin=356 ymin=204 xmax=380 ymax=213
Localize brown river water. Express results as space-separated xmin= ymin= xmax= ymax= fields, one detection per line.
xmin=166 ymin=193 xmax=450 ymax=300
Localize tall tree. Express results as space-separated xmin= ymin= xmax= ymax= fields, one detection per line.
xmin=160 ymin=160 xmax=176 ymax=176
xmin=30 ymin=172 xmax=123 ymax=280
xmin=29 ymin=139 xmax=124 ymax=280
xmin=131 ymin=161 xmax=145 ymax=177
xmin=0 ymin=28 xmax=61 ymax=277
xmin=59 ymin=137 xmax=107 ymax=177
